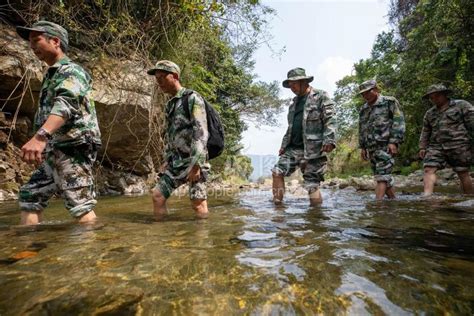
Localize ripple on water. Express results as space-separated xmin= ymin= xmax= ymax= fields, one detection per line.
xmin=1 ymin=188 xmax=474 ymax=314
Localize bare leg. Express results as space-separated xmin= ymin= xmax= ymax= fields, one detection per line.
xmin=309 ymin=189 xmax=322 ymax=206
xmin=152 ymin=188 xmax=168 ymax=221
xmin=385 ymin=186 xmax=396 ymax=199
xmin=20 ymin=211 xmax=43 ymax=225
xmin=272 ymin=173 xmax=285 ymax=205
xmin=192 ymin=199 xmax=209 ymax=219
xmin=456 ymin=170 xmax=474 ymax=194
xmin=375 ymin=181 xmax=388 ymax=200
xmin=78 ymin=210 xmax=97 ymax=223
xmin=423 ymin=167 xmax=438 ymax=196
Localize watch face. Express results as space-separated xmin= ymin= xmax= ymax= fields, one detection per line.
xmin=37 ymin=128 xmax=51 ymax=140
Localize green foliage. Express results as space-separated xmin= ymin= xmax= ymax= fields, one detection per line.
xmin=399 ymin=161 xmax=421 ymax=176
xmin=327 ymin=134 xmax=371 ymax=178
xmin=4 ymin=0 xmax=284 ymax=179
xmin=334 ymin=0 xmax=474 ymax=171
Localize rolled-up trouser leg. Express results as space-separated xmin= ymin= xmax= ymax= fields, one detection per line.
xmin=303 ymin=156 xmax=327 ymax=193
xmin=19 ymin=155 xmax=57 ymax=212
xmin=369 ymin=148 xmax=394 ymax=188
xmin=53 ymin=147 xmax=98 ymax=218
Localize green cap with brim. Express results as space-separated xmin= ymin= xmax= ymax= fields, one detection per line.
xmin=422 ymin=84 xmax=452 ymax=99
xmin=16 ymin=20 xmax=69 ymax=48
xmin=358 ymin=79 xmax=377 ymax=94
xmin=147 ymin=60 xmax=181 ymax=76
xmin=282 ymin=67 xmax=313 ymax=88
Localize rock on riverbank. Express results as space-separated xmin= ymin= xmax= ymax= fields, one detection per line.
xmin=249 ymin=169 xmax=469 ymax=197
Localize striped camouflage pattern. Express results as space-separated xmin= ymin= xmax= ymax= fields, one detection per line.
xmin=280 ymin=87 xmax=337 ymax=160
xmin=19 ymin=146 xmax=97 ymax=218
xmin=368 ymin=149 xmax=395 ymax=187
xmin=359 ymin=95 xmax=405 ymax=151
xmin=156 ymin=87 xmax=210 ymax=199
xmin=35 ymin=57 xmax=101 ymax=149
xmin=272 ymin=147 xmax=327 ymax=193
xmin=419 ymin=99 xmax=474 ymax=150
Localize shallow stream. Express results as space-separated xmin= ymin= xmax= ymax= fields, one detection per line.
xmin=0 ymin=187 xmax=473 ymax=314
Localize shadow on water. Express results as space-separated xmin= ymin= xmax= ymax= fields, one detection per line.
xmin=0 ymin=187 xmax=473 ymax=314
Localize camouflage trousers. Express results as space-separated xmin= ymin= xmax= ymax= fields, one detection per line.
xmin=423 ymin=144 xmax=472 ymax=172
xmin=19 ymin=145 xmax=98 ymax=218
xmin=271 ymin=148 xmax=327 ymax=193
xmin=368 ymin=148 xmax=394 ymax=187
xmin=155 ymin=161 xmax=210 ymax=200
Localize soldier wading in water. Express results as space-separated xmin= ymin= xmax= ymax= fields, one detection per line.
xmin=272 ymin=68 xmax=336 ymax=206
xmin=15 ymin=21 xmax=102 ymax=225
xmin=419 ymin=84 xmax=474 ymax=195
xmin=358 ymin=80 xmax=405 ymax=200
xmin=148 ymin=60 xmax=211 ymax=220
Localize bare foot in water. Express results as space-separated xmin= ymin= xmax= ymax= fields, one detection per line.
xmin=78 ymin=210 xmax=97 ymax=224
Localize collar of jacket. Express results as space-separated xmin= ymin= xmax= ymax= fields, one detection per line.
xmin=290 ymin=86 xmax=317 ymax=109
xmin=50 ymin=56 xmax=71 ymax=69
xmin=171 ymin=87 xmax=186 ymax=100
xmin=361 ymin=94 xmax=385 ymax=112
xmin=167 ymin=87 xmax=187 ymax=117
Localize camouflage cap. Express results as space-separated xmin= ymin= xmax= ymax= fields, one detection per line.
xmin=282 ymin=68 xmax=314 ymax=88
xmin=422 ymin=84 xmax=452 ymax=99
xmin=358 ymin=79 xmax=378 ymax=94
xmin=147 ymin=60 xmax=181 ymax=76
xmin=16 ymin=20 xmax=69 ymax=48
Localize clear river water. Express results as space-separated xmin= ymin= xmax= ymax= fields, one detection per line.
xmin=0 ymin=187 xmax=473 ymax=314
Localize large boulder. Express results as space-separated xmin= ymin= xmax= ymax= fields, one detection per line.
xmin=0 ymin=24 xmax=166 ymax=200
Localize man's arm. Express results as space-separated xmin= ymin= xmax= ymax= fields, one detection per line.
xmin=189 ymin=93 xmax=208 ymax=166
xmin=388 ymin=99 xmax=405 ymax=146
xmin=460 ymin=100 xmax=474 ymax=141
xmin=187 ymin=93 xmax=208 ymax=182
xmin=279 ymin=127 xmax=290 ymax=155
xmin=321 ymin=92 xmax=336 ymax=152
xmin=21 ymin=115 xmax=66 ymax=164
xmin=21 ymin=65 xmax=89 ymax=164
xmin=358 ymin=108 xmax=368 ymax=160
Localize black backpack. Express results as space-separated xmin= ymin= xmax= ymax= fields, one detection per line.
xmin=182 ymin=89 xmax=225 ymax=159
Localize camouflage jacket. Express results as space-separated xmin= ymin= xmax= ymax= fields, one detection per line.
xmin=419 ymin=99 xmax=474 ymax=150
xmin=280 ymin=87 xmax=336 ymax=159
xmin=359 ymin=95 xmax=405 ymax=150
xmin=35 ymin=57 xmax=101 ymax=149
xmin=165 ymin=87 xmax=208 ymax=168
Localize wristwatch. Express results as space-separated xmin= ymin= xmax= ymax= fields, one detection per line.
xmin=36 ymin=127 xmax=52 ymax=141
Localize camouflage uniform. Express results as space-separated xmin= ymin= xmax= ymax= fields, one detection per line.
xmin=359 ymin=82 xmax=405 ymax=187
xmin=273 ymin=80 xmax=337 ymax=192
xmin=155 ymin=87 xmax=210 ymax=199
xmin=18 ymin=55 xmax=101 ymax=218
xmin=419 ymin=97 xmax=474 ymax=172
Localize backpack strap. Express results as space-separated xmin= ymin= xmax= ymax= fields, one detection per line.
xmin=181 ymin=88 xmax=194 ymax=119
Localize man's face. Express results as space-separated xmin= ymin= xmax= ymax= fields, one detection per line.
xmin=428 ymin=92 xmax=449 ymax=106
xmin=288 ymin=80 xmax=308 ymax=96
xmin=361 ymin=88 xmax=379 ymax=104
xmin=155 ymin=70 xmax=177 ymax=94
xmin=28 ymin=31 xmax=58 ymax=62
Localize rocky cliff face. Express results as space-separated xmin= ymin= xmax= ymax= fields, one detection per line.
xmin=0 ymin=24 xmax=166 ymax=201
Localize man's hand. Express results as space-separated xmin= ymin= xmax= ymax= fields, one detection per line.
xmin=419 ymin=149 xmax=426 ymax=159
xmin=361 ymin=149 xmax=368 ymax=161
xmin=21 ymin=135 xmax=47 ymax=164
xmin=387 ymin=143 xmax=398 ymax=155
xmin=322 ymin=144 xmax=335 ymax=153
xmin=187 ymin=165 xmax=201 ymax=183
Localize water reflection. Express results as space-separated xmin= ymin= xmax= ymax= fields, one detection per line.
xmin=0 ymin=188 xmax=473 ymax=314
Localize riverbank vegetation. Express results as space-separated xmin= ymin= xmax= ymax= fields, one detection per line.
xmin=1 ymin=0 xmax=286 ymax=181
